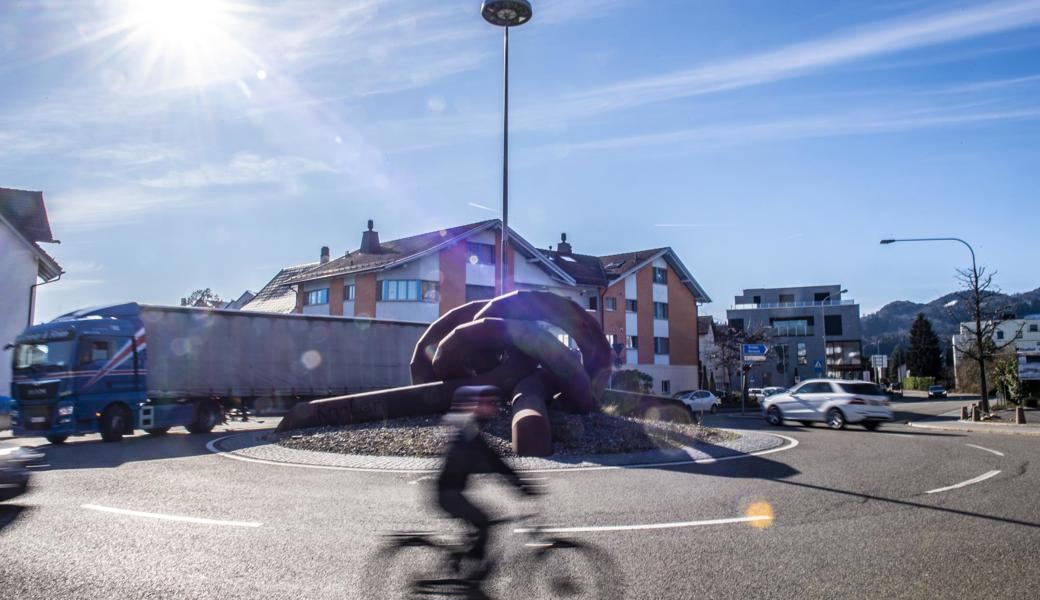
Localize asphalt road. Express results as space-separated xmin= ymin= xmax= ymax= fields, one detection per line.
xmin=2 ymin=398 xmax=1038 ymax=599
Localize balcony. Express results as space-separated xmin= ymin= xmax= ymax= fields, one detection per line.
xmin=771 ymin=326 xmax=815 ymax=337
xmin=732 ymin=299 xmax=856 ymax=310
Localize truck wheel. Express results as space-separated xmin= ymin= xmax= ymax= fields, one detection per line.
xmin=187 ymin=401 xmax=222 ymax=434
xmin=145 ymin=427 xmax=170 ymax=436
xmin=100 ymin=405 xmax=130 ymax=442
xmin=46 ymin=435 xmax=68 ymax=445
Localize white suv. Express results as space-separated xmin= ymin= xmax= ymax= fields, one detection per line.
xmin=762 ymin=379 xmax=893 ymax=430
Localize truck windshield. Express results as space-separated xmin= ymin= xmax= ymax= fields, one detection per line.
xmin=13 ymin=341 xmax=76 ymax=373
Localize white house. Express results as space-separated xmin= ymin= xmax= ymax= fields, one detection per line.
xmin=1 ymin=188 xmax=63 ymax=396
xmin=951 ymin=316 xmax=1040 ymax=387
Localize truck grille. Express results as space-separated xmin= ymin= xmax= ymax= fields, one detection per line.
xmin=21 ymin=405 xmax=55 ymax=431
xmin=16 ymin=381 xmax=59 ymax=401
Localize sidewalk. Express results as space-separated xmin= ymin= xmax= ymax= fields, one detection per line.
xmin=907 ymin=411 xmax=1040 ymax=436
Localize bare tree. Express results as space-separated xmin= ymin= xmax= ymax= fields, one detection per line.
xmin=950 ymin=267 xmax=1022 ymax=412
xmin=708 ymin=324 xmax=771 ymax=395
xmin=180 ymin=288 xmax=224 ymax=308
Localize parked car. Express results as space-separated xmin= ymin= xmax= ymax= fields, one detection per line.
xmin=927 ymin=385 xmax=948 ymax=398
xmin=762 ymin=379 xmax=893 ymax=430
xmin=762 ymin=387 xmax=786 ymax=398
xmin=884 ymin=382 xmax=904 ymax=399
xmin=747 ymin=388 xmax=764 ymax=401
xmin=676 ymin=389 xmax=722 ymax=414
xmin=0 ymin=447 xmax=43 ymax=502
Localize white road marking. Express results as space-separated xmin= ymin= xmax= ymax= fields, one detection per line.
xmin=514 ymin=515 xmax=772 ymax=534
xmin=82 ymin=504 xmax=262 ymax=528
xmin=965 ymin=444 xmax=1005 ymax=457
xmin=925 ymin=470 xmax=1001 ymax=494
xmin=206 ymin=431 xmax=800 ymax=475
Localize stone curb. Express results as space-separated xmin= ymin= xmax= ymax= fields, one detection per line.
xmin=907 ymin=419 xmax=1040 ymax=437
xmin=209 ymin=428 xmax=791 ymax=473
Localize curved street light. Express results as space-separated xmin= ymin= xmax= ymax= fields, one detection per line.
xmin=482 ymin=1 xmax=532 ymax=295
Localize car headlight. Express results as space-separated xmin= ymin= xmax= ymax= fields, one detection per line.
xmin=57 ymin=405 xmax=74 ymax=416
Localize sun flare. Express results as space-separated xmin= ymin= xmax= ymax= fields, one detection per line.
xmin=127 ymin=0 xmax=229 ymax=48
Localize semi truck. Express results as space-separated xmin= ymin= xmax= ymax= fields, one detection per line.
xmin=7 ymin=303 xmax=425 ymax=444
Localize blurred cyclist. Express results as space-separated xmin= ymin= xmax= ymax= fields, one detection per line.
xmin=436 ymin=385 xmax=538 ymax=578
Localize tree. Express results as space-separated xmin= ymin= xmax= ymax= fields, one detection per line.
xmin=887 ymin=344 xmax=904 ymax=381
xmin=907 ymin=313 xmax=942 ymax=378
xmin=707 ymin=324 xmax=771 ymax=394
xmin=950 ymin=266 xmax=1022 ymax=411
xmin=181 ymin=288 xmax=224 ymax=308
xmin=993 ymin=356 xmax=1022 ymax=404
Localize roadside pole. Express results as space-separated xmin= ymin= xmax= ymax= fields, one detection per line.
xmin=740 ymin=343 xmax=768 ymax=415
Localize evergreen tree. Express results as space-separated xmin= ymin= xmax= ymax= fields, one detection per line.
xmin=887 ymin=345 xmax=904 ymax=380
xmin=907 ymin=313 xmax=942 ymax=378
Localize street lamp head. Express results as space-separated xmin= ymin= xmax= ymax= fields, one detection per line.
xmin=879 ymin=239 xmax=895 ymax=245
xmin=839 ymin=289 xmax=848 ymax=294
xmin=481 ymin=0 xmax=533 ymax=27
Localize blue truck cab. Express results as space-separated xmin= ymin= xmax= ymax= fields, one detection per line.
xmin=9 ymin=304 xmax=221 ymax=444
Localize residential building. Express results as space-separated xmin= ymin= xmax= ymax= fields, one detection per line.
xmin=698 ymin=316 xmax=725 ymax=392
xmin=1 ymin=188 xmax=63 ymax=396
xmin=951 ymin=316 xmax=1040 ymax=386
xmin=249 ymin=219 xmax=711 ymax=394
xmin=726 ymin=285 xmax=862 ymax=387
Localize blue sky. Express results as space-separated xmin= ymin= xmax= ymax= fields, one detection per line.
xmin=2 ymin=0 xmax=1038 ymax=321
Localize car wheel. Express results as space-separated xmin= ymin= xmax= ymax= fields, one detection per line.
xmin=46 ymin=434 xmax=68 ymax=445
xmin=186 ymin=401 xmax=222 ymax=434
xmin=766 ymin=406 xmax=783 ymax=426
xmin=100 ymin=405 xmax=130 ymax=442
xmin=710 ymin=404 xmax=718 ymax=414
xmin=826 ymin=408 xmax=846 ymax=430
xmin=862 ymin=421 xmax=880 ymax=431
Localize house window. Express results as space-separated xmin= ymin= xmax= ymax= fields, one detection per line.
xmin=654 ymin=337 xmax=669 ymax=355
xmin=344 ymin=284 xmax=356 ymax=301
xmin=606 ymin=334 xmax=618 ymax=346
xmin=824 ymin=314 xmax=843 ymax=336
xmin=661 ymin=380 xmax=671 ymax=394
xmin=305 ymin=288 xmax=329 ymax=305
xmin=797 ymin=342 xmax=808 ymax=365
xmin=652 ymin=267 xmax=667 ymax=284
xmin=625 ymin=299 xmax=638 ymax=313
xmin=605 ymin=297 xmax=617 ymax=311
xmin=1030 ymin=324 xmax=1038 ymax=333
xmin=814 ymin=292 xmax=830 ymax=302
xmin=752 ymin=295 xmax=761 ymax=305
xmin=466 ymin=242 xmax=496 ymax=265
xmin=996 ymin=330 xmax=1004 ymax=340
xmin=779 ymin=293 xmax=795 ymax=304
xmin=653 ymin=302 xmax=669 ymax=320
xmin=730 ymin=318 xmax=745 ymax=331
xmin=588 ymin=296 xmax=599 ymax=311
xmin=626 ymin=335 xmax=638 ymax=349
xmin=466 ymin=284 xmax=496 ymax=302
xmin=379 ymin=280 xmax=435 ymax=302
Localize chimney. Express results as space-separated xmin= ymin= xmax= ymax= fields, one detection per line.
xmin=556 ymin=232 xmax=572 ymax=256
xmin=360 ymin=219 xmax=381 ymax=254
xmin=320 ymin=246 xmax=330 ymax=264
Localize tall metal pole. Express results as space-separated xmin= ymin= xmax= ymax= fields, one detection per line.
xmin=500 ymin=26 xmax=509 ymax=295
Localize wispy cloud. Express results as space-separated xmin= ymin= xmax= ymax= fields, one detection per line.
xmin=537 ymin=0 xmax=633 ymax=25
xmin=140 ymin=153 xmax=337 ymax=192
xmin=47 ymin=187 xmax=183 ymax=232
xmin=468 ymin=201 xmax=498 ymax=213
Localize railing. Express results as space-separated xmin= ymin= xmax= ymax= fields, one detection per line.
xmin=732 ymin=299 xmax=856 ymax=310
xmin=771 ymin=326 xmax=815 ymax=337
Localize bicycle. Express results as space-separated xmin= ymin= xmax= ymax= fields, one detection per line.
xmin=364 ymin=509 xmax=623 ymax=599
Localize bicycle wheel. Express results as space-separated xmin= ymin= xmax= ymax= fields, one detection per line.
xmin=364 ymin=535 xmax=469 ymax=599
xmin=521 ymin=538 xmax=623 ymax=600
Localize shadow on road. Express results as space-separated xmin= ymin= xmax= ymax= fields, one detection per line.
xmin=0 ymin=504 xmax=30 ymax=534
xmin=775 ymin=478 xmax=1040 ymax=530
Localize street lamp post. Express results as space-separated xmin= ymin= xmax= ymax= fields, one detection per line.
xmin=819 ymin=289 xmax=848 ymax=379
xmin=880 ymin=237 xmax=989 ymax=409
xmin=481 ymin=1 xmax=532 ymax=295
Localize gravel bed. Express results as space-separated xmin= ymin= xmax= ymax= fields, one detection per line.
xmin=271 ymin=409 xmax=737 ymax=457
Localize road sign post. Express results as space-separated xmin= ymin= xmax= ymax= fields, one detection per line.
xmin=739 ymin=344 xmax=768 ymax=415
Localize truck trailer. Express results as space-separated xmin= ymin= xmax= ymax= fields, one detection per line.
xmin=7 ymin=303 xmax=425 ymax=444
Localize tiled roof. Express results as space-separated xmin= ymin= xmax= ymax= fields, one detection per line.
xmin=698 ymin=316 xmax=714 ymax=335
xmin=540 ymin=250 xmax=608 ymax=286
xmin=289 ymin=220 xmax=498 ymax=284
xmin=242 ymin=263 xmax=318 ymax=313
xmin=598 ymin=248 xmax=669 ymax=279
xmin=0 ymin=187 xmax=56 ymax=243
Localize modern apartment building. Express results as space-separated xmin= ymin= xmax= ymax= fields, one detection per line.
xmin=245 ymin=219 xmax=711 ymax=395
xmin=725 ymin=285 xmax=862 ymax=387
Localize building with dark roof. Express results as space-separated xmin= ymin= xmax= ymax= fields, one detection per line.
xmin=1 ymin=187 xmax=64 ymax=395
xmin=248 ymin=219 xmax=710 ymax=394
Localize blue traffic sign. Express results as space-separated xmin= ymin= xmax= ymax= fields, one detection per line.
xmin=742 ymin=344 xmax=768 ymax=356
xmin=813 ymin=359 xmax=824 ymax=373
